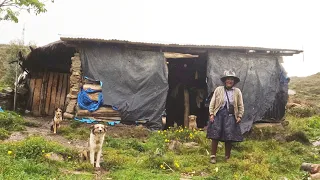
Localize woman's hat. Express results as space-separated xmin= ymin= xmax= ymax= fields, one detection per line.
xmin=220 ymin=70 xmax=240 ymax=84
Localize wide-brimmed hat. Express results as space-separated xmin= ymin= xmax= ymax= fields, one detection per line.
xmin=220 ymin=70 xmax=240 ymax=84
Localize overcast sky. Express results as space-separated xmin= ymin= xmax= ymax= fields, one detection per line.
xmin=0 ymin=0 xmax=319 ymax=77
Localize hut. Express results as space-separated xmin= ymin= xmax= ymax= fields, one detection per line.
xmin=20 ymin=37 xmax=302 ymax=132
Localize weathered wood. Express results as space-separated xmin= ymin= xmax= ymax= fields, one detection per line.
xmin=40 ymin=72 xmax=49 ymax=115
xmin=32 ymin=73 xmax=43 ymax=116
xmin=60 ymin=73 xmax=68 ymax=110
xmin=83 ymin=84 xmax=102 ymax=91
xmin=55 ymin=73 xmax=63 ymax=109
xmin=87 ymin=92 xmax=100 ymax=101
xmin=77 ymin=107 xmax=120 ymax=117
xmin=77 ymin=106 xmax=118 ymax=113
xmin=28 ymin=74 xmax=36 ymax=110
xmin=183 ymin=88 xmax=190 ymax=128
xmin=45 ymin=72 xmax=54 ymax=115
xmin=75 ymin=116 xmax=121 ymax=122
xmin=49 ymin=73 xmax=59 ymax=115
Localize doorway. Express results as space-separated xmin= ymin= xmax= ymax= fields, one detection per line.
xmin=165 ymin=52 xmax=208 ymax=129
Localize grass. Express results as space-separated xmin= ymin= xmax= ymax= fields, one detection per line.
xmin=0 ymin=115 xmax=318 ymax=179
xmin=97 ymin=122 xmax=318 ymax=180
xmin=289 ymin=73 xmax=320 ymax=109
xmin=0 ymin=136 xmax=95 ymax=179
xmin=0 ymin=108 xmax=319 ymax=179
xmin=0 ymin=111 xmax=25 ymax=140
xmin=58 ymin=121 xmax=89 ymax=140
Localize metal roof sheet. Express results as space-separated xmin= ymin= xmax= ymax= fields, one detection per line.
xmin=59 ymin=36 xmax=303 ymax=54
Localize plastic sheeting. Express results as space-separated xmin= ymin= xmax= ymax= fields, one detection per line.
xmin=207 ymin=50 xmax=281 ymax=133
xmin=80 ymin=45 xmax=168 ymax=130
xmin=263 ymin=64 xmax=289 ymax=121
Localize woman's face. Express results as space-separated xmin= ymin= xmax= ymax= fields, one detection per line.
xmin=225 ymin=77 xmax=235 ymax=88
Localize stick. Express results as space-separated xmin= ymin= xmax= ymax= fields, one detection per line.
xmin=163 ymin=162 xmax=174 ymax=172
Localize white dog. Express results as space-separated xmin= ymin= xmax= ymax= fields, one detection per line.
xmin=89 ymin=124 xmax=107 ymax=168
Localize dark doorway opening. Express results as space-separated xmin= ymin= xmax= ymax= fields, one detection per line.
xmin=165 ymin=53 xmax=208 ymax=129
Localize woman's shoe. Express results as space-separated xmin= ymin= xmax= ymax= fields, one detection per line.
xmin=210 ymin=155 xmax=216 ymax=164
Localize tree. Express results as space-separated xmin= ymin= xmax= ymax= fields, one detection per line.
xmin=0 ymin=39 xmax=35 ymax=88
xmin=0 ymin=0 xmax=53 ymax=23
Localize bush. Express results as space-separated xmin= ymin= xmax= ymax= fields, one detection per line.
xmin=0 ymin=128 xmax=10 ymax=140
xmin=0 ymin=111 xmax=25 ymax=131
xmin=0 ymin=136 xmax=78 ymax=161
xmin=287 ymin=106 xmax=316 ymax=118
xmin=0 ymin=40 xmax=34 ymax=88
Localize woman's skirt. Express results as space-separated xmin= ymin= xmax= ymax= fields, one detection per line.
xmin=206 ymin=107 xmax=243 ymax=142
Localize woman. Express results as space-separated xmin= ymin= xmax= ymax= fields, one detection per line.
xmin=207 ymin=70 xmax=244 ymax=164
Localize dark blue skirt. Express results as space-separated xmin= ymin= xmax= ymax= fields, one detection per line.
xmin=206 ymin=107 xmax=243 ymax=142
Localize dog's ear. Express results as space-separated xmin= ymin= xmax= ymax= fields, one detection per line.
xmin=188 ymin=115 xmax=191 ymax=118
xmin=104 ymin=125 xmax=108 ymax=132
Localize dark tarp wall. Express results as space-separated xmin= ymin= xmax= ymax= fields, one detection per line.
xmin=263 ymin=64 xmax=289 ymax=121
xmin=207 ymin=50 xmax=281 ymax=133
xmin=80 ymin=45 xmax=168 ymax=130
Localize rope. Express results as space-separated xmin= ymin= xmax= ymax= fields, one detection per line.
xmin=77 ymin=88 xmax=104 ymax=112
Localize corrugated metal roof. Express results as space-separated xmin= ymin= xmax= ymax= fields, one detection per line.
xmin=60 ymin=36 xmax=303 ymax=54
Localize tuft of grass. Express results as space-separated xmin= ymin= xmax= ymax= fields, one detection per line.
xmin=23 ymin=121 xmax=41 ymax=127
xmin=0 ymin=128 xmax=10 ymax=140
xmin=0 ymin=111 xmax=25 ymax=132
xmin=59 ymin=126 xmax=89 ymax=140
xmin=287 ymin=106 xmax=316 ymax=118
xmin=0 ymin=136 xmax=97 ymax=179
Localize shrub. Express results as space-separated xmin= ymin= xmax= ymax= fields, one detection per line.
xmin=0 ymin=111 xmax=25 ymax=131
xmin=287 ymin=106 xmax=316 ymax=118
xmin=0 ymin=128 xmax=10 ymax=140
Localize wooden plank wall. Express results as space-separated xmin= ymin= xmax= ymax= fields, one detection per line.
xmin=28 ymin=72 xmax=70 ymax=116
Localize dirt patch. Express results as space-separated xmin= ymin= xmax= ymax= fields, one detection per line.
xmin=105 ymin=124 xmax=150 ymax=139
xmin=5 ymin=116 xmax=150 ymax=149
xmin=5 ymin=116 xmax=88 ymax=150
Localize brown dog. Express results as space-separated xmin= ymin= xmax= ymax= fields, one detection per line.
xmin=50 ymin=108 xmax=63 ymax=134
xmin=188 ymin=115 xmax=197 ymax=130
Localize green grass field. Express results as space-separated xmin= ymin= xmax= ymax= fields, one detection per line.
xmin=0 ymin=110 xmax=319 ymax=179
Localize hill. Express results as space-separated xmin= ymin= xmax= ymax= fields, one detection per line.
xmin=289 ymin=72 xmax=320 ymax=108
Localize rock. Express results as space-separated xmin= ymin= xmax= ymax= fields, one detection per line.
xmin=2 ymin=87 xmax=13 ymax=93
xmin=65 ymin=99 xmax=77 ymax=113
xmin=183 ymin=142 xmax=200 ymax=149
xmin=168 ymin=140 xmax=182 ymax=151
xmin=63 ymin=112 xmax=74 ymax=119
xmin=254 ymin=123 xmax=285 ymax=130
xmin=288 ymin=89 xmax=296 ymax=95
xmin=313 ymin=140 xmax=320 ymax=147
xmin=44 ymin=152 xmax=64 ymax=162
xmin=286 ymin=103 xmax=302 ymax=109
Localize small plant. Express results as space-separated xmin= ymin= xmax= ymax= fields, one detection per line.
xmin=59 ymin=126 xmax=88 ymax=140
xmin=0 ymin=111 xmax=25 ymax=132
xmin=287 ymin=106 xmax=316 ymax=118
xmin=0 ymin=128 xmax=10 ymax=140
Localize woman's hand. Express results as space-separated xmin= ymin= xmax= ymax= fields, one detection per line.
xmin=236 ymin=117 xmax=241 ymax=123
xmin=210 ymin=114 xmax=214 ymax=122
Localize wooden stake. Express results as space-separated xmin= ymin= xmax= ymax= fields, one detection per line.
xmin=184 ymin=87 xmax=190 ymax=128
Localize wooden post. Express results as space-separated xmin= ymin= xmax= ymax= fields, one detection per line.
xmin=13 ymin=61 xmax=18 ymax=111
xmin=184 ymin=87 xmax=190 ymax=128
